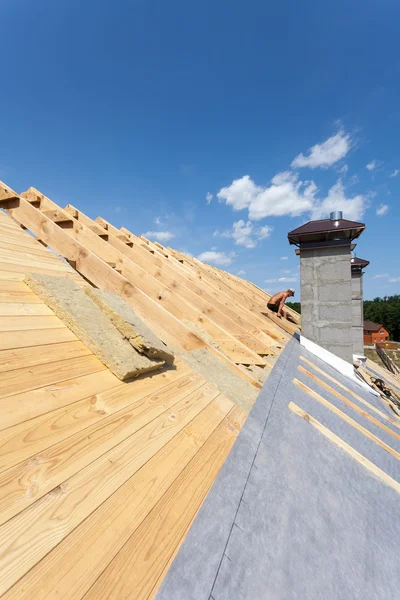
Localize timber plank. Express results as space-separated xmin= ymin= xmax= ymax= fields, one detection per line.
xmin=0 ymin=328 xmax=77 ymax=351
xmin=3 ymin=395 xmax=237 ymax=600
xmin=289 ymin=402 xmax=400 ymax=495
xmin=0 ymin=238 xmax=67 ymax=258
xmin=84 ymin=406 xmax=245 ymax=600
xmin=0 ymin=355 xmax=106 ymax=400
xmin=0 ymin=340 xmax=91 ymax=374
xmin=0 ymin=237 xmax=61 ymax=256
xmin=4 ymin=191 xmax=260 ymax=387
xmin=0 ymin=303 xmax=54 ymax=316
xmin=0 ymin=315 xmax=65 ymax=331
xmin=0 ymin=367 xmax=196 ymax=490
xmin=0 ymin=369 xmax=120 ymax=431
xmin=0 ymin=291 xmax=41 ymax=304
xmin=0 ymin=383 xmax=221 ymax=597
xmin=298 ymin=366 xmax=400 ymax=439
xmin=216 ymin=340 xmax=269 ymax=366
xmin=293 ymin=379 xmax=400 ymax=461
xmin=0 ymin=260 xmax=74 ymax=274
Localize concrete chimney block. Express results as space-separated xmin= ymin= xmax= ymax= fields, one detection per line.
xmin=288 ymin=216 xmax=366 ymax=363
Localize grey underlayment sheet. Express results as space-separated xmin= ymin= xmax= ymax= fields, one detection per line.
xmin=156 ymin=336 xmax=400 ymax=600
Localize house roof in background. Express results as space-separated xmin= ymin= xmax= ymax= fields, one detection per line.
xmin=364 ymin=320 xmax=386 ymax=332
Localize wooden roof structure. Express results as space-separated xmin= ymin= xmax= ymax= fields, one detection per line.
xmin=0 ymin=179 xmax=398 ymax=599
xmin=0 ymin=180 xmax=300 ymax=599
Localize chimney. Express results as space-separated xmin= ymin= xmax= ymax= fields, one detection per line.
xmin=350 ymin=256 xmax=369 ymax=359
xmin=288 ymin=213 xmax=366 ymax=363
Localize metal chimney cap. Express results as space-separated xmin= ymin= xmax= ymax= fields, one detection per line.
xmin=330 ymin=210 xmax=343 ymax=220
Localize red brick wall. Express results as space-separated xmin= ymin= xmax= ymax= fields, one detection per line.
xmin=364 ymin=328 xmax=389 ymax=344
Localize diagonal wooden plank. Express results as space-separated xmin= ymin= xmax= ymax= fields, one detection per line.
xmin=3 ymin=396 xmax=239 ymax=600
xmin=0 ymin=327 xmax=77 ymax=351
xmin=0 ymin=370 xmax=120 ymax=431
xmin=293 ymin=378 xmax=400 ymax=461
xmin=0 ymin=382 xmax=222 ymax=597
xmin=289 ymin=402 xmax=400 ymax=495
xmin=298 ymin=364 xmax=400 ymax=434
xmin=0 ymin=368 xmax=198 ymax=524
xmin=0 ymin=341 xmax=91 ymax=374
xmin=84 ymin=407 xmax=245 ymax=600
xmin=0 ymin=355 xmax=106 ymax=400
xmin=0 ymin=303 xmax=54 ymax=316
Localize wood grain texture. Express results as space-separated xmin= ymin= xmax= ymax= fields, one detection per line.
xmin=0 ymin=383 xmax=222 ymax=596
xmin=0 ymin=327 xmax=77 ymax=351
xmin=0 ymin=340 xmax=91 ymax=374
xmin=0 ymin=302 xmax=54 ymax=316
xmin=0 ymin=369 xmax=120 ymax=431
xmin=3 ymin=395 xmax=237 ymax=600
xmin=0 ymin=354 xmax=106 ymax=399
xmin=84 ymin=406 xmax=244 ymax=600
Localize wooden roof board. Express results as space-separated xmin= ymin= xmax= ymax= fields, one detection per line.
xmin=0 ymin=211 xmax=246 ymax=599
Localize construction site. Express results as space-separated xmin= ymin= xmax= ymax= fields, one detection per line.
xmin=0 ymin=180 xmax=399 ymax=599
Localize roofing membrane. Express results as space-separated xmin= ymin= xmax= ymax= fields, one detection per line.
xmin=156 ymin=337 xmax=400 ymax=600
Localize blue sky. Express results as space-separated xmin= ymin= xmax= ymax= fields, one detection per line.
xmin=1 ymin=0 xmax=399 ymax=300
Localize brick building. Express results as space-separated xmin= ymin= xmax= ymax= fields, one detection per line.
xmin=363 ymin=320 xmax=390 ymax=344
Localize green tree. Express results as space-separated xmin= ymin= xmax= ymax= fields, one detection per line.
xmin=286 ymin=301 xmax=301 ymax=315
xmin=287 ymin=295 xmax=400 ymax=341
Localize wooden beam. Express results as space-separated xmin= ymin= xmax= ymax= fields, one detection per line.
xmin=293 ymin=378 xmax=400 ymax=461
xmin=1 ymin=182 xmax=260 ymax=388
xmin=299 ymin=357 xmax=400 ymax=430
xmin=288 ymin=401 xmax=400 ymax=495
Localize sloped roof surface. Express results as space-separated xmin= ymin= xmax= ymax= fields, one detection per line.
xmin=351 ymin=256 xmax=370 ymax=268
xmin=288 ymin=218 xmax=365 ymax=245
xmin=288 ymin=218 xmax=365 ymax=235
xmin=156 ymin=338 xmax=400 ymax=600
xmin=364 ymin=320 xmax=385 ymax=332
xmin=0 ymin=186 xmax=297 ymax=599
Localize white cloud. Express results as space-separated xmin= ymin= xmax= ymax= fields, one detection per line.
xmin=215 ymin=219 xmax=273 ymax=248
xmin=339 ymin=164 xmax=349 ymax=174
xmin=237 ymin=269 xmax=246 ymax=276
xmin=228 ymin=220 xmax=256 ymax=248
xmin=376 ymin=204 xmax=389 ymax=216
xmin=373 ymin=274 xmax=389 ymax=279
xmin=265 ymin=276 xmax=296 ymax=284
xmin=366 ymin=160 xmax=378 ymax=171
xmin=143 ymin=230 xmax=175 ymax=242
xmin=258 ymin=225 xmax=273 ymax=239
xmin=217 ymin=172 xmax=316 ymax=221
xmin=197 ymin=250 xmax=235 ymax=267
xmin=349 ymin=174 xmax=359 ymax=185
xmin=280 ymin=256 xmax=288 ymax=260
xmin=218 ymin=170 xmax=367 ymax=222
xmin=390 ymin=169 xmax=399 ymax=178
xmin=310 ymin=179 xmax=367 ymax=221
xmin=206 ymin=192 xmax=213 ymax=204
xmin=388 ymin=277 xmax=400 ymax=283
xmin=281 ymin=269 xmax=291 ymax=274
xmin=154 ymin=216 xmax=162 ymax=225
xmin=291 ymin=129 xmax=351 ymax=169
